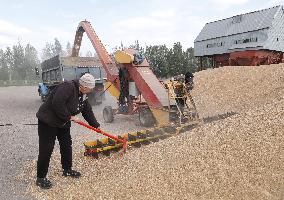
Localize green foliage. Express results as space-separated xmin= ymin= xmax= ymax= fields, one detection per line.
xmin=167 ymin=42 xmax=184 ymax=76
xmin=145 ymin=45 xmax=169 ymax=78
xmin=13 ymin=42 xmax=25 ymax=80
xmin=24 ymin=44 xmax=40 ymax=80
xmin=41 ymin=38 xmax=66 ymax=61
xmin=66 ymin=42 xmax=72 ymax=56
xmin=184 ymin=47 xmax=198 ymax=73
xmin=4 ymin=47 xmax=14 ymax=81
xmin=0 ymin=49 xmax=8 ymax=80
xmin=144 ymin=42 xmax=198 ymax=78
xmin=41 ymin=42 xmax=54 ymax=61
xmin=129 ymin=40 xmax=144 ymax=52
xmin=54 ymin=38 xmax=62 ymax=55
xmin=0 ymin=42 xmax=40 ymax=86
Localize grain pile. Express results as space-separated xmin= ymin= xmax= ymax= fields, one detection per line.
xmin=191 ymin=64 xmax=284 ymax=117
xmin=19 ymin=64 xmax=284 ymax=200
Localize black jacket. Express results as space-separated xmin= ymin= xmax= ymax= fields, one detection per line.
xmin=36 ymin=80 xmax=100 ymax=128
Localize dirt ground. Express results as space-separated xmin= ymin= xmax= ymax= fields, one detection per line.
xmin=0 ymin=86 xmax=142 ymax=200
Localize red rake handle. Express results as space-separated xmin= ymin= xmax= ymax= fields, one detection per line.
xmin=72 ymin=119 xmax=127 ymax=152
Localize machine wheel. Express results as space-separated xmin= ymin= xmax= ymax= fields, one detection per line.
xmin=103 ymin=106 xmax=114 ymax=123
xmin=139 ymin=108 xmax=155 ymax=127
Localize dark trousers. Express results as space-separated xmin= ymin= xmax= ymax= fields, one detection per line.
xmin=37 ymin=120 xmax=72 ymax=178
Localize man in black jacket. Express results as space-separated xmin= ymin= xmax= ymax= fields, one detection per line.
xmin=36 ymin=73 xmax=100 ymax=189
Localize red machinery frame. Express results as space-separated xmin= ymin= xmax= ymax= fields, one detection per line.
xmin=71 ymin=21 xmax=168 ymax=122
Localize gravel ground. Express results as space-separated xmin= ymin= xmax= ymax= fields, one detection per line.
xmin=1 ymin=64 xmax=284 ymax=199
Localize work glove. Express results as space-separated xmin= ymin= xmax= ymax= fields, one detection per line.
xmin=91 ymin=121 xmax=100 ymax=128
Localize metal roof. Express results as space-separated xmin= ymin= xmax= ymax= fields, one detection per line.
xmin=195 ymin=6 xmax=282 ymax=42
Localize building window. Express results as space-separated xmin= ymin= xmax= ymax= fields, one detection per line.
xmin=234 ymin=37 xmax=258 ymax=44
xmin=206 ymin=41 xmax=224 ymax=48
xmin=243 ymin=38 xmax=250 ymax=43
xmin=232 ymin=15 xmax=242 ymax=24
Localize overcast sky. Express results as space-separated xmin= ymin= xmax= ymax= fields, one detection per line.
xmin=0 ymin=0 xmax=284 ymax=56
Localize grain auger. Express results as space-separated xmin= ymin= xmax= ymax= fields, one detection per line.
xmin=82 ymin=79 xmax=200 ymax=159
xmin=71 ymin=20 xmax=201 ymax=158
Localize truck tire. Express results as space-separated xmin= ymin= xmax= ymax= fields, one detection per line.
xmin=139 ymin=108 xmax=155 ymax=127
xmin=103 ymin=106 xmax=114 ymax=123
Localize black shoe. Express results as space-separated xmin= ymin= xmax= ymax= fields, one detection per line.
xmin=36 ymin=177 xmax=52 ymax=189
xmin=62 ymin=169 xmax=81 ymax=178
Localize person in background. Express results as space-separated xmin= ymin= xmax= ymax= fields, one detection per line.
xmin=35 ymin=73 xmax=100 ymax=189
xmin=184 ymin=71 xmax=194 ymax=91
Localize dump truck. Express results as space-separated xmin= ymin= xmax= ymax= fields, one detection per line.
xmin=38 ymin=55 xmax=106 ymax=105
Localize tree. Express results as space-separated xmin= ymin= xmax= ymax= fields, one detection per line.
xmin=0 ymin=49 xmax=9 ymax=80
xmin=144 ymin=43 xmax=199 ymax=78
xmin=0 ymin=44 xmax=40 ymax=83
xmin=13 ymin=42 xmax=25 ymax=80
xmin=183 ymin=47 xmax=198 ymax=73
xmin=41 ymin=38 xmax=64 ymax=60
xmin=23 ymin=44 xmax=40 ymax=80
xmin=53 ymin=38 xmax=62 ymax=56
xmin=5 ymin=47 xmax=14 ymax=81
xmin=166 ymin=42 xmax=185 ymax=76
xmin=41 ymin=42 xmax=54 ymax=61
xmin=66 ymin=42 xmax=72 ymax=56
xmin=166 ymin=43 xmax=199 ymax=76
xmin=129 ymin=40 xmax=144 ymax=52
xmin=85 ymin=51 xmax=93 ymax=57
xmin=145 ymin=45 xmax=169 ymax=78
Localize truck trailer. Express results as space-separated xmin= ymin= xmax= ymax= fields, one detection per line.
xmin=38 ymin=55 xmax=106 ymax=105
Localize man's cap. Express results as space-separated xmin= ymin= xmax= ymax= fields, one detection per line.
xmin=79 ymin=73 xmax=96 ymax=89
